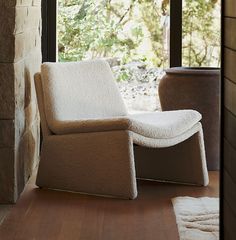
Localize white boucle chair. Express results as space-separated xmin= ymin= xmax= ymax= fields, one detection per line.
xmin=34 ymin=59 xmax=209 ymax=200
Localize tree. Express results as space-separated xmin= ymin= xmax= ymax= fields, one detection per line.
xmin=137 ymin=0 xmax=166 ymax=67
xmin=58 ymin=0 xmax=220 ymax=68
xmin=58 ymin=0 xmax=143 ymax=63
xmin=182 ymin=0 xmax=220 ymax=67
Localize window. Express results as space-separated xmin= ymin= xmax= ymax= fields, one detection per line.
xmin=42 ymin=0 xmax=221 ymax=112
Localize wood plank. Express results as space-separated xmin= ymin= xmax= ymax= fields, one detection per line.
xmin=0 ymin=172 xmax=219 ymax=240
xmin=224 ymin=170 xmax=236 ymax=217
xmin=225 ymin=0 xmax=236 ymax=17
xmin=224 ymin=78 xmax=236 ymax=115
xmin=224 ymin=139 xmax=236 ymax=182
xmin=224 ymin=200 xmax=236 ymax=240
xmin=0 ymin=205 xmax=12 ymax=225
xmin=224 ymin=3 xmax=236 ymax=240
xmin=224 ymin=108 xmax=236 ymax=149
xmin=224 ymin=47 xmax=236 ymax=84
xmin=225 ymin=17 xmax=236 ymax=50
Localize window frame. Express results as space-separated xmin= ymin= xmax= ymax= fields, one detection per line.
xmin=42 ymin=0 xmax=57 ymax=62
xmin=41 ymin=0 xmax=183 ymax=67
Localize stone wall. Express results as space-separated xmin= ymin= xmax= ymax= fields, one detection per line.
xmin=0 ymin=0 xmax=41 ymax=203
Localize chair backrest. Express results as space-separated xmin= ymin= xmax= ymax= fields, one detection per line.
xmin=40 ymin=59 xmax=128 ymax=130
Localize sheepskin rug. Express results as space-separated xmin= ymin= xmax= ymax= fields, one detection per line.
xmin=172 ymin=197 xmax=219 ymax=240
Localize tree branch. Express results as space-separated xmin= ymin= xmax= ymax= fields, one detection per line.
xmin=117 ymin=0 xmax=136 ymax=25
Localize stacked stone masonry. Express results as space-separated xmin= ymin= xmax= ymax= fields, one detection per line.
xmin=0 ymin=0 xmax=41 ymax=203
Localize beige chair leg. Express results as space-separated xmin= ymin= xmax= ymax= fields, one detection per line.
xmin=36 ymin=130 xmax=137 ymax=199
xmin=134 ymin=130 xmax=209 ymax=186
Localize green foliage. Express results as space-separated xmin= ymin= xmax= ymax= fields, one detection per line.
xmin=58 ymin=0 xmax=220 ymax=70
xmin=182 ymin=0 xmax=220 ymax=67
xmin=137 ymin=0 xmax=166 ymax=67
xmin=116 ymin=68 xmax=132 ymax=82
xmin=58 ymin=0 xmax=166 ymax=66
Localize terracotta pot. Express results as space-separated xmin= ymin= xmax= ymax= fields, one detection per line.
xmin=158 ymin=67 xmax=220 ymax=170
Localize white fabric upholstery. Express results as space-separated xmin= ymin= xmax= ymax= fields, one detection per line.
xmin=50 ymin=109 xmax=202 ymax=149
xmin=37 ymin=130 xmax=138 ymax=199
xmin=41 ymin=60 xmax=128 ymax=132
xmin=34 ymin=73 xmax=52 ymax=136
xmin=132 ymin=122 xmax=202 ymax=148
xmin=128 ymin=110 xmax=202 ymax=139
xmin=43 ymin=117 xmax=129 ymax=136
xmin=41 ymin=60 xmax=201 ymax=144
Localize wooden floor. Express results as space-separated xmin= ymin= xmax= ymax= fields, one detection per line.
xmin=0 ymin=172 xmax=219 ymax=240
xmin=0 ymin=205 xmax=12 ymax=225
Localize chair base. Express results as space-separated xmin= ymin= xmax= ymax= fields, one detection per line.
xmin=36 ymin=130 xmax=137 ymax=199
xmin=134 ymin=132 xmax=209 ymax=186
xmin=36 ymin=130 xmax=208 ymax=200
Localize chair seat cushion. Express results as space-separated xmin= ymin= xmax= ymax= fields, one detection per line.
xmin=132 ymin=122 xmax=202 ymax=148
xmin=128 ymin=110 xmax=202 ymax=139
xmin=49 ymin=110 xmax=202 ymax=143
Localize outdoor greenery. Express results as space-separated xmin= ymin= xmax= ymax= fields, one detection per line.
xmin=182 ymin=0 xmax=220 ymax=67
xmin=58 ymin=0 xmax=220 ymax=69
